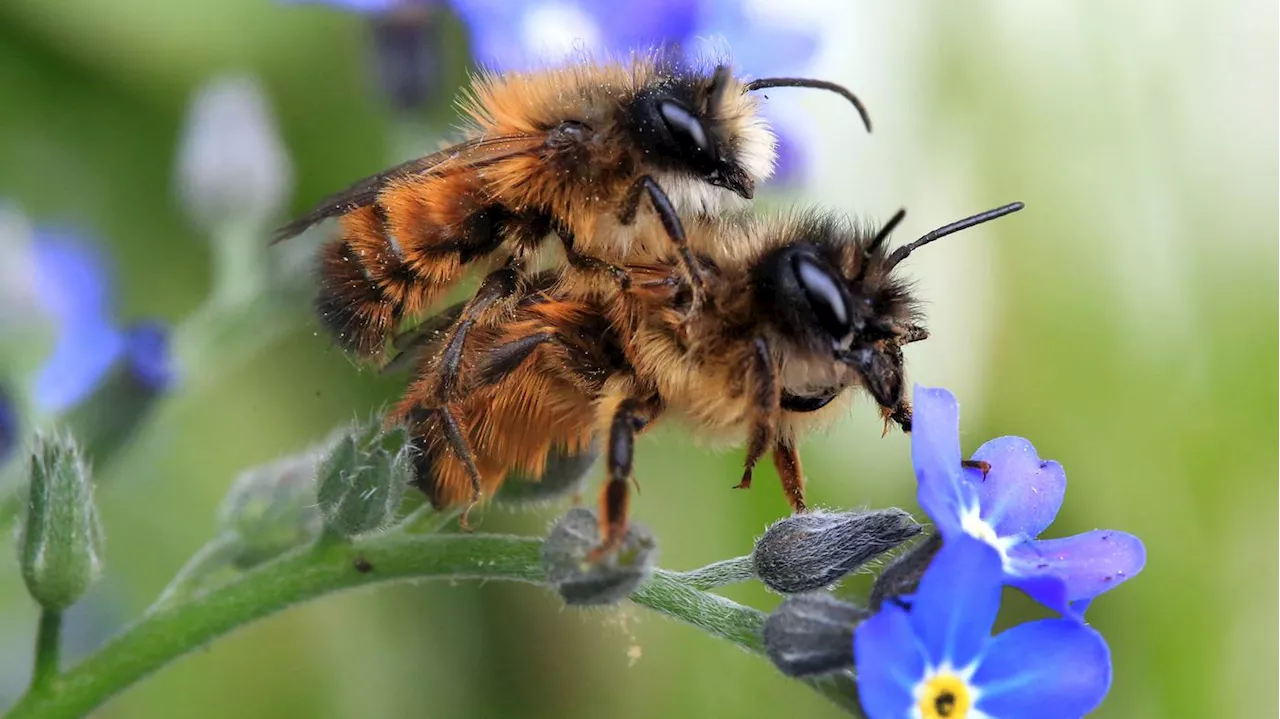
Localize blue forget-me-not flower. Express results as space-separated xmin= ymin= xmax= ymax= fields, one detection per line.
xmin=28 ymin=228 xmax=175 ymax=415
xmin=855 ymin=534 xmax=1113 ymax=719
xmin=910 ymin=386 xmax=1146 ymax=615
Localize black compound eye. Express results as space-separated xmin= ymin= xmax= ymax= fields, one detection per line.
xmin=793 ymin=254 xmax=853 ymax=342
xmin=658 ymin=100 xmax=716 ymax=167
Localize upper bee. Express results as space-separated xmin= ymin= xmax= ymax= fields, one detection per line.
xmin=459 ymin=54 xmax=778 ymax=215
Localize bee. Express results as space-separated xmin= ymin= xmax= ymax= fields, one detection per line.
xmin=389 ymin=202 xmax=1024 ymax=549
xmin=274 ymin=52 xmax=871 ymax=375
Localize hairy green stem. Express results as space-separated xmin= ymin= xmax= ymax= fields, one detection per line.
xmin=672 ymin=555 xmax=756 ymax=590
xmin=5 ymin=532 xmax=862 ymax=719
xmin=30 ymin=609 xmax=63 ymax=693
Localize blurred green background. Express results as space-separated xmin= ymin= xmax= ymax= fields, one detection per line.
xmin=0 ymin=0 xmax=1274 ymax=717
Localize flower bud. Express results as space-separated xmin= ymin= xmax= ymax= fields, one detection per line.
xmin=316 ymin=422 xmax=410 ymax=538
xmin=218 ymin=453 xmax=323 ymax=568
xmin=495 ymin=444 xmax=597 ymax=508
xmin=763 ymin=593 xmax=867 ymax=677
xmin=17 ymin=432 xmax=104 ymax=610
xmin=752 ymin=509 xmax=922 ymax=594
xmin=541 ymin=507 xmax=657 ymax=606
xmin=868 ymin=532 xmax=942 ymax=611
xmin=175 ymin=74 xmax=292 ymax=232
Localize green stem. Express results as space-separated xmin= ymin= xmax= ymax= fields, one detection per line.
xmin=671 ymin=555 xmax=756 ymax=590
xmin=30 ymin=609 xmax=63 ymax=692
xmin=147 ymin=533 xmax=241 ymax=614
xmin=5 ymin=532 xmax=862 ymax=719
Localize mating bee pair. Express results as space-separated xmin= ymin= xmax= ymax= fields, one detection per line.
xmin=276 ymin=53 xmax=1022 ymax=552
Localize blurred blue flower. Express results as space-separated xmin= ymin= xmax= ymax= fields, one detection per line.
xmin=910 ymin=386 xmax=1146 ymax=616
xmin=289 ymin=0 xmax=821 ymax=181
xmin=855 ymin=535 xmax=1112 ymax=719
xmin=0 ymin=387 xmax=16 ymax=467
xmin=28 ymin=227 xmax=175 ymax=414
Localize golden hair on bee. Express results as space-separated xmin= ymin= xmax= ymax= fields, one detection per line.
xmin=389 ymin=201 xmax=1023 ymax=553
xmin=276 ymin=50 xmax=873 ymax=365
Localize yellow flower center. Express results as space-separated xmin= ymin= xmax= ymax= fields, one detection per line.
xmin=918 ymin=672 xmax=973 ymax=719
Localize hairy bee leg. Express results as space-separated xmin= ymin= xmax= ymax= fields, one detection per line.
xmin=558 ymin=230 xmax=631 ymax=289
xmin=437 ymin=404 xmax=483 ymax=527
xmin=735 ymin=337 xmax=781 ymax=492
xmin=591 ymin=397 xmax=648 ymax=558
xmin=430 ymin=266 xmax=521 ymax=403
xmin=772 ymin=438 xmax=807 ymax=513
xmin=619 ymin=175 xmax=706 ymax=311
xmin=961 ymin=459 xmax=991 ymax=478
xmin=381 ymin=302 xmax=468 ymax=375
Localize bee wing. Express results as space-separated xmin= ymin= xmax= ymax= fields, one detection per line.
xmin=271 ymin=133 xmax=546 ymax=243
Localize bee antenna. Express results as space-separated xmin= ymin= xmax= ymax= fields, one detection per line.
xmin=855 ymin=208 xmax=907 ymax=282
xmin=885 ymin=202 xmax=1025 ymax=269
xmin=744 ymin=77 xmax=872 ymax=133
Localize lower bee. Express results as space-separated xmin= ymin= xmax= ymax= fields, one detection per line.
xmin=391 ymin=202 xmax=1024 ymax=550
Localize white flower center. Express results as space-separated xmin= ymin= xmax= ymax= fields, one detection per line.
xmin=958 ymin=503 xmax=1017 ymax=572
xmin=520 ymin=3 xmax=602 ymax=59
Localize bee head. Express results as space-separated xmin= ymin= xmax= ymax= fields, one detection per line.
xmin=756 ymin=203 xmax=1025 ymax=413
xmin=631 ymin=66 xmax=874 ymax=206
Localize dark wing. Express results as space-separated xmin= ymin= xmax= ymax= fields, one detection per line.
xmin=271 ymin=133 xmax=546 ymax=243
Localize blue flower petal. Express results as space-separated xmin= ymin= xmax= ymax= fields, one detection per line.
xmin=853 ymin=602 xmax=924 ymax=719
xmin=910 ymin=535 xmax=1003 ymax=669
xmin=1008 ymin=571 xmax=1073 ymax=618
xmin=1007 ymin=531 xmax=1146 ymax=604
xmin=594 ymin=0 xmax=698 ymax=52
xmin=966 ymin=436 xmax=1065 ymax=540
xmin=971 ymin=618 xmax=1112 ymax=719
xmin=34 ymin=320 xmax=124 ymax=413
xmin=123 ymin=321 xmax=176 ymax=392
xmin=31 ymin=229 xmax=113 ymax=326
xmin=0 ymin=389 xmax=17 ymax=466
xmin=910 ymin=385 xmax=967 ymax=535
xmin=281 ymin=0 xmax=401 ymax=12
xmin=690 ymin=2 xmax=817 ymax=76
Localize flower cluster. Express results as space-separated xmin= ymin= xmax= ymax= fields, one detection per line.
xmin=760 ymin=385 xmax=1145 ymax=718
xmin=850 ymin=386 xmax=1144 ymax=717
xmin=287 ymin=0 xmax=822 ymax=181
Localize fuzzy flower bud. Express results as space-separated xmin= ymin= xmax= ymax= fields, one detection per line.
xmin=541 ymin=508 xmax=656 ymax=606
xmin=763 ymin=593 xmax=867 ymax=677
xmin=316 ymin=422 xmax=410 ymax=538
xmin=175 ymin=74 xmax=292 ymax=231
xmin=218 ymin=454 xmax=323 ymax=568
xmin=868 ymin=532 xmax=942 ymax=611
xmin=752 ymin=509 xmax=922 ymax=594
xmin=17 ymin=432 xmax=104 ymax=610
xmin=495 ymin=444 xmax=597 ymax=507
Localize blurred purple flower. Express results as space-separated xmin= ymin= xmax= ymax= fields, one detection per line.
xmin=0 ymin=387 xmax=16 ymax=467
xmin=288 ymin=0 xmax=821 ymax=181
xmin=910 ymin=386 xmax=1146 ymax=616
xmin=28 ymin=228 xmax=174 ymax=414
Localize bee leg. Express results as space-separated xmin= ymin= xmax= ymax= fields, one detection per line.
xmin=558 ymin=229 xmax=631 ymax=289
xmin=897 ymin=324 xmax=929 ymax=345
xmin=436 ymin=404 xmax=484 ymax=527
xmin=619 ymin=175 xmax=706 ymax=314
xmin=430 ymin=265 xmax=521 ymax=404
xmin=736 ymin=338 xmax=782 ymax=496
xmin=961 ymin=459 xmax=991 ymax=478
xmin=772 ymin=439 xmax=806 ymax=514
xmin=591 ymin=397 xmax=650 ymax=559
